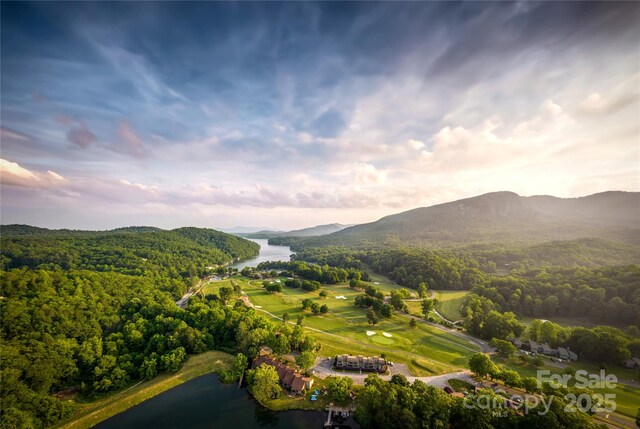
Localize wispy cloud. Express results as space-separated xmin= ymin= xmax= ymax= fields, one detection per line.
xmin=1 ymin=2 xmax=638 ymax=228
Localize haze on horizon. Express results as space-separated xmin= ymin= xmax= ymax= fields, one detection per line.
xmin=1 ymin=2 xmax=638 ymax=231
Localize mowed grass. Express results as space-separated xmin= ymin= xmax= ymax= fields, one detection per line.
xmin=231 ymin=276 xmax=479 ymax=376
xmin=433 ymin=290 xmax=468 ymax=321
xmin=55 ymin=351 xmax=233 ymax=429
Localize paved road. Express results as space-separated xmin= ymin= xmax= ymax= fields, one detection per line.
xmin=175 ymin=276 xmax=221 ymax=308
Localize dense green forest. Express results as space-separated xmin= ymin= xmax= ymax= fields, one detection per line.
xmin=353 ymin=373 xmax=599 ymax=429
xmin=289 ymin=244 xmax=640 ymax=366
xmin=254 ymin=260 xmax=369 ymax=284
xmin=290 ymin=246 xmax=640 ymax=327
xmin=1 ymin=226 xmax=259 ymax=298
xmin=0 ymin=226 xmax=310 ymax=428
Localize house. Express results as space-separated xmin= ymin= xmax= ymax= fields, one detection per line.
xmin=334 ymin=354 xmax=388 ymax=373
xmin=625 ymin=357 xmax=640 ymax=369
xmin=541 ymin=343 xmax=558 ymax=356
xmin=302 ymin=377 xmax=314 ymax=390
xmin=282 ymin=368 xmax=296 ymax=388
xmin=290 ymin=375 xmax=307 ymax=395
xmin=557 ymin=347 xmax=569 ymax=360
xmin=527 ymin=340 xmax=541 ymax=353
xmin=251 ymin=353 xmax=312 ymax=395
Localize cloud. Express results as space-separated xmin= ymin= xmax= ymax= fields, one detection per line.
xmin=67 ymin=122 xmax=97 ymax=148
xmin=0 ymin=158 xmax=67 ymax=188
xmin=352 ymin=162 xmax=386 ymax=184
xmin=115 ymin=122 xmax=149 ymax=158
xmin=1 ymin=127 xmax=30 ymax=141
xmin=407 ymin=139 xmax=425 ymax=150
xmin=94 ymin=44 xmax=186 ymax=103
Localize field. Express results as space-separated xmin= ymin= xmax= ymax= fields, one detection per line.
xmin=207 ymin=276 xmax=480 ymax=377
xmin=433 ymin=290 xmax=468 ymax=321
xmin=55 ymin=351 xmax=233 ymax=429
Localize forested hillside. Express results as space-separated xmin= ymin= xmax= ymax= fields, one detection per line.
xmin=0 ymin=226 xmax=282 ymax=428
xmin=273 ymin=191 xmax=640 ymax=247
xmin=1 ymin=226 xmax=259 ymax=298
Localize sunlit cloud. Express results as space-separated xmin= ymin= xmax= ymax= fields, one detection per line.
xmin=1 ymin=2 xmax=638 ymax=229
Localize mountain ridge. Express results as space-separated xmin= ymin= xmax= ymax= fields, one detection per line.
xmin=275 ymin=191 xmax=640 ymax=248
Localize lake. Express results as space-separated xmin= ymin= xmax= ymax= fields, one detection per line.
xmin=231 ymin=238 xmax=293 ymax=270
xmin=96 ymin=374 xmax=360 ymax=429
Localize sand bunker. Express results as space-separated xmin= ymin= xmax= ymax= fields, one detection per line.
xmin=382 ymin=332 xmax=393 ymax=338
xmin=335 ymin=295 xmax=348 ymax=300
xmin=366 ymin=331 xmax=376 ymax=336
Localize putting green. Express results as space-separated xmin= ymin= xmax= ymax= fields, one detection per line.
xmin=371 ymin=335 xmax=395 ymax=345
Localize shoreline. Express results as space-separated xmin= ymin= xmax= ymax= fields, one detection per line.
xmin=54 ymin=351 xmax=234 ymax=429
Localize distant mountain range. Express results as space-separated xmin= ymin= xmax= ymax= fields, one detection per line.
xmin=239 ymin=223 xmax=352 ymax=239
xmin=275 ymin=191 xmax=640 ymax=248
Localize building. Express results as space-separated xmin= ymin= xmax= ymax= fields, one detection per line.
xmin=541 ymin=343 xmax=558 ymax=356
xmin=527 ymin=340 xmax=541 ymax=353
xmin=334 ymin=354 xmax=388 ymax=373
xmin=625 ymin=357 xmax=640 ymax=369
xmin=510 ymin=339 xmax=577 ymax=361
xmin=252 ymin=353 xmax=313 ymax=395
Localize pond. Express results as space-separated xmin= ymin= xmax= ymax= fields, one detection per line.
xmin=95 ymin=374 xmax=359 ymax=429
xmin=231 ymin=238 xmax=293 ymax=270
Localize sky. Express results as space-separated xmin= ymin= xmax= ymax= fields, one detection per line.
xmin=1 ymin=1 xmax=639 ymax=230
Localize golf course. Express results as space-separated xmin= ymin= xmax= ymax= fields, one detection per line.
xmin=203 ymin=276 xmax=480 ymax=376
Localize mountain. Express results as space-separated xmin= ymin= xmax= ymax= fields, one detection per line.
xmin=278 ymin=191 xmax=639 ymax=248
xmin=243 ymin=223 xmax=352 ymax=239
xmin=223 ymin=226 xmax=279 ymax=234
xmin=1 ymin=225 xmax=260 ymax=263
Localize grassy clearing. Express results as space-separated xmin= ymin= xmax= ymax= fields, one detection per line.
xmin=55 ymin=351 xmax=234 ymax=429
xmin=433 ymin=290 xmax=468 ymax=321
xmin=448 ymin=378 xmax=474 ymax=392
xmin=231 ymin=276 xmax=479 ymax=376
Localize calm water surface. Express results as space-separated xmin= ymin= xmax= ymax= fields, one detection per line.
xmin=231 ymin=238 xmax=293 ymax=270
xmin=96 ymin=374 xmax=359 ymax=429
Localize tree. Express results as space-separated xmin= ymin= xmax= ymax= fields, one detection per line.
xmin=366 ymin=308 xmax=378 ymax=325
xmin=295 ymin=350 xmax=316 ymax=371
xmin=249 ymin=364 xmax=281 ymax=404
xmin=218 ymin=286 xmax=233 ymax=304
xmin=421 ymin=299 xmax=434 ymax=319
xmin=265 ymin=283 xmax=282 ymax=293
xmin=521 ymin=376 xmax=540 ymax=394
xmin=409 ymin=318 xmax=417 ymax=328
xmin=390 ymin=374 xmax=409 ymax=386
xmin=221 ymin=353 xmax=248 ymax=383
xmin=320 ymin=304 xmax=329 ymax=314
xmin=327 ymin=376 xmax=353 ymax=402
xmin=301 ymin=299 xmax=313 ymax=311
xmin=282 ymin=312 xmax=289 ymax=324
xmin=497 ymin=369 xmax=521 ymax=388
xmin=319 ymin=290 xmax=328 ymax=298
xmin=296 ymin=314 xmax=305 ymax=326
xmin=311 ymin=303 xmax=321 ymax=315
xmin=468 ymin=353 xmax=499 ymax=379
xmin=390 ymin=291 xmax=404 ymax=310
xmin=417 ymin=282 xmax=428 ymax=298
xmin=380 ymin=304 xmax=393 ymax=318
xmin=489 ymin=338 xmax=517 ymax=358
